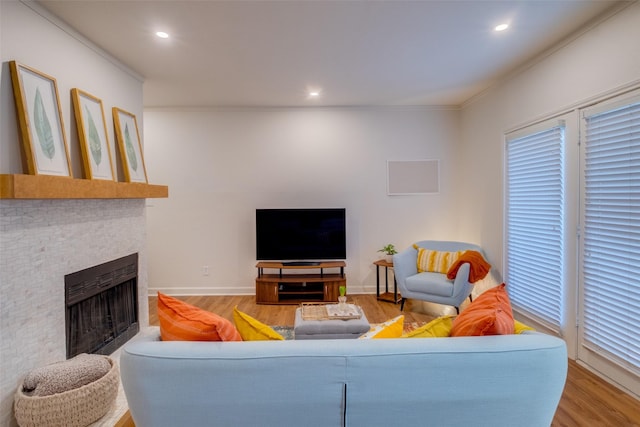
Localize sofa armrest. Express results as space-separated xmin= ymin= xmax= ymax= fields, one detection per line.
xmin=450 ymin=262 xmax=472 ymax=298
xmin=393 ymin=246 xmax=418 ymax=294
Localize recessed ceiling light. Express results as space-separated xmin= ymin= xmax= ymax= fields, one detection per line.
xmin=309 ymin=91 xmax=320 ymax=97
xmin=155 ymin=31 xmax=170 ymax=39
xmin=494 ymin=23 xmax=509 ymax=32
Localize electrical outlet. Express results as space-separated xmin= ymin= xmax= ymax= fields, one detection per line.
xmin=202 ymin=266 xmax=209 ymax=276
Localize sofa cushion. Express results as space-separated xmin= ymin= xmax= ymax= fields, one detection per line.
xmin=359 ymin=315 xmax=404 ymax=339
xmin=450 ymin=283 xmax=514 ymax=336
xmin=414 ymin=245 xmax=464 ymax=273
xmin=233 ymin=306 xmax=284 ymax=341
xmin=403 ymin=315 xmax=455 ymax=338
xmin=405 ymin=272 xmax=453 ymax=296
xmin=157 ymin=292 xmax=242 ymax=342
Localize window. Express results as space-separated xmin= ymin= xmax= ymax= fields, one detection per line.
xmin=504 ymin=90 xmax=640 ymax=395
xmin=580 ymin=95 xmax=640 ymax=376
xmin=505 ymin=122 xmax=565 ymax=330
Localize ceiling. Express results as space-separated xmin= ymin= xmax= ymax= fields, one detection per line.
xmin=37 ymin=0 xmax=626 ymax=108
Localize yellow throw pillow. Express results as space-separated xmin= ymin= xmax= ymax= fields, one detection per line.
xmin=514 ymin=319 xmax=535 ymax=334
xmin=233 ymin=306 xmax=284 ymax=341
xmin=403 ymin=315 xmax=455 ymax=338
xmin=359 ymin=315 xmax=404 ymax=339
xmin=414 ymin=245 xmax=464 ymax=273
xmin=404 ymin=317 xmax=532 ymax=338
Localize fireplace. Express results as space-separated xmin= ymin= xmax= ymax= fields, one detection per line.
xmin=65 ymin=253 xmax=140 ymax=359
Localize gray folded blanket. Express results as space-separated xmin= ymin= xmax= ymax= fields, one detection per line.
xmin=22 ymin=353 xmax=111 ymax=397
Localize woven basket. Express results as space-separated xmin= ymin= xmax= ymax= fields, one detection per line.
xmin=14 ymin=356 xmax=119 ymax=427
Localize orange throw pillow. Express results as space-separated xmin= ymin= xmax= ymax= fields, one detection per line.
xmin=157 ymin=292 xmax=242 ymax=342
xmin=450 ymin=283 xmax=514 ymax=337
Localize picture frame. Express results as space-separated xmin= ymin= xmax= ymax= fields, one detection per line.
xmin=9 ymin=61 xmax=72 ymax=177
xmin=71 ymin=89 xmax=116 ymax=180
xmin=112 ymin=107 xmax=148 ymax=183
xmin=387 ymin=159 xmax=440 ymax=195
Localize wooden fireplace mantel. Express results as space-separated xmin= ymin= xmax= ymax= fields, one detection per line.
xmin=0 ymin=174 xmax=168 ymax=199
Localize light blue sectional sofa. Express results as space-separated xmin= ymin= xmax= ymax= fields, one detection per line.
xmin=120 ymin=330 xmax=567 ymax=427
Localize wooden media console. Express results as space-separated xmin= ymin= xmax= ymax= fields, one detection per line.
xmin=255 ymin=261 xmax=346 ymax=305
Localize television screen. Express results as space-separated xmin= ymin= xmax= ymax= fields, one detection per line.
xmin=256 ymin=208 xmax=346 ymax=261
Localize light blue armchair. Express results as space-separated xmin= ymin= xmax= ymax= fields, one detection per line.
xmin=393 ymin=240 xmax=486 ymax=313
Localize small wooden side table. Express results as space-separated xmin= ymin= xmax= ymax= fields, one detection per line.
xmin=374 ymin=259 xmax=401 ymax=304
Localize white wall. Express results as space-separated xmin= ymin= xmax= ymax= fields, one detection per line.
xmin=459 ymin=2 xmax=640 ymax=271
xmin=144 ymin=107 xmax=463 ymax=295
xmin=0 ymin=2 xmax=147 ymax=425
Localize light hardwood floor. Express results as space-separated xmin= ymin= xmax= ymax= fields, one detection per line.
xmin=124 ymin=294 xmax=640 ymax=427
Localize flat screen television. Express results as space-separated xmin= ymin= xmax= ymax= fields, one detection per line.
xmin=256 ymin=208 xmax=346 ymax=263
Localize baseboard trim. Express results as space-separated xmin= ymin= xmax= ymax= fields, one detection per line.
xmin=148 ymin=286 xmax=255 ymax=296
xmin=148 ymin=285 xmax=378 ymax=296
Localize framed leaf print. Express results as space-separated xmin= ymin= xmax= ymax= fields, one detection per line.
xmin=9 ymin=61 xmax=72 ymax=177
xmin=71 ymin=89 xmax=115 ymax=180
xmin=112 ymin=107 xmax=148 ymax=183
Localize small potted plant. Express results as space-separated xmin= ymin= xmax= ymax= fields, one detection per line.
xmin=378 ymin=244 xmax=398 ymax=262
xmin=338 ymin=286 xmax=347 ymax=311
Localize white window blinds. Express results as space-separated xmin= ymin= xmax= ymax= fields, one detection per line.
xmin=581 ymin=97 xmax=640 ymax=374
xmin=506 ymin=124 xmax=565 ymax=329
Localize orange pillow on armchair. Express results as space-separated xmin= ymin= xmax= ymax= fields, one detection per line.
xmin=450 ymin=283 xmax=514 ymax=337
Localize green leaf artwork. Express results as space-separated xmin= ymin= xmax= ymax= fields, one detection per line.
xmin=33 ymin=87 xmax=55 ymax=159
xmin=124 ymin=123 xmax=138 ymax=171
xmin=85 ymin=106 xmax=102 ymax=165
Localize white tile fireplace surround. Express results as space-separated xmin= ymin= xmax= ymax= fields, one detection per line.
xmin=0 ymin=199 xmax=150 ymax=426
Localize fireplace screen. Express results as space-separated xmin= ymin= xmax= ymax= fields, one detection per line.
xmin=65 ymin=253 xmax=139 ymax=358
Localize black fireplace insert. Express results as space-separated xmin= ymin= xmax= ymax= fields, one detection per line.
xmin=65 ymin=253 xmax=139 ymax=358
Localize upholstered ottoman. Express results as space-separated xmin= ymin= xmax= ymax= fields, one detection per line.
xmin=293 ymin=307 xmax=370 ymax=340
